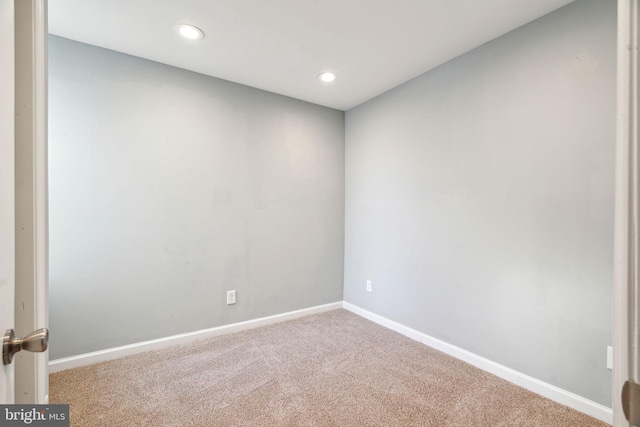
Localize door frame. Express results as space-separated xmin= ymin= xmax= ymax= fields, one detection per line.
xmin=13 ymin=0 xmax=49 ymax=404
xmin=613 ymin=0 xmax=638 ymax=426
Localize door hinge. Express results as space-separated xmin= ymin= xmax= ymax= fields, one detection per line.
xmin=623 ymin=380 xmax=640 ymax=426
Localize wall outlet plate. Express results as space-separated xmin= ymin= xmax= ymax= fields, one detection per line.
xmin=607 ymin=346 xmax=613 ymax=370
xmin=366 ymin=280 xmax=372 ymax=293
xmin=227 ymin=290 xmax=236 ymax=305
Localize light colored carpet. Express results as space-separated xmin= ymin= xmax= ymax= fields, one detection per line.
xmin=50 ymin=309 xmax=609 ymax=426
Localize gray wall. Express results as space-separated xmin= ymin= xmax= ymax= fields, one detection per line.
xmin=48 ymin=36 xmax=345 ymax=359
xmin=344 ymin=0 xmax=615 ymax=406
xmin=50 ymin=0 xmax=615 ymax=408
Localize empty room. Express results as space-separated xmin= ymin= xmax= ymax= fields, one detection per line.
xmin=3 ymin=0 xmax=638 ymax=425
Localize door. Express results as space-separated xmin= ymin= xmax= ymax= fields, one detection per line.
xmin=0 ymin=0 xmax=49 ymax=404
xmin=614 ymin=1 xmax=640 ymax=426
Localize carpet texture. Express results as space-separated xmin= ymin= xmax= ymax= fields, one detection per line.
xmin=50 ymin=309 xmax=609 ymax=426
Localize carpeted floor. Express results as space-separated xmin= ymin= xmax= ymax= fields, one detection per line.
xmin=50 ymin=309 xmax=610 ymax=426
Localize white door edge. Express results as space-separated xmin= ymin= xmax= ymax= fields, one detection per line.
xmin=34 ymin=0 xmax=49 ymax=404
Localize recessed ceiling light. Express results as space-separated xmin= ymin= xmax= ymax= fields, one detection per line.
xmin=177 ymin=24 xmax=205 ymax=40
xmin=318 ymin=72 xmax=337 ymax=83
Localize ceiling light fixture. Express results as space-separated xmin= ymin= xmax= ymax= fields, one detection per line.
xmin=318 ymin=72 xmax=337 ymax=83
xmin=177 ymin=24 xmax=205 ymax=40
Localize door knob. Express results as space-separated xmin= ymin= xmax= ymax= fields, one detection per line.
xmin=2 ymin=328 xmax=49 ymax=365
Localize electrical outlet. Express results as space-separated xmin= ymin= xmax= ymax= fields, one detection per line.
xmin=607 ymin=346 xmax=613 ymax=370
xmin=366 ymin=280 xmax=372 ymax=293
xmin=226 ymin=290 xmax=236 ymax=305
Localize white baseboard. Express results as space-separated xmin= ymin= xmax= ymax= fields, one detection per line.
xmin=49 ymin=300 xmax=613 ymax=424
xmin=342 ymin=302 xmax=613 ymax=425
xmin=49 ymin=301 xmax=342 ymax=373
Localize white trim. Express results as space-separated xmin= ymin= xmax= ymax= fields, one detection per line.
xmin=49 ymin=302 xmax=342 ymax=373
xmin=614 ymin=1 xmax=637 ymax=426
xmin=343 ymin=302 xmax=613 ymax=425
xmin=34 ymin=0 xmax=49 ymax=405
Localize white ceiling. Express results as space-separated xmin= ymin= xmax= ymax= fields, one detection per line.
xmin=48 ymin=0 xmax=576 ymax=111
